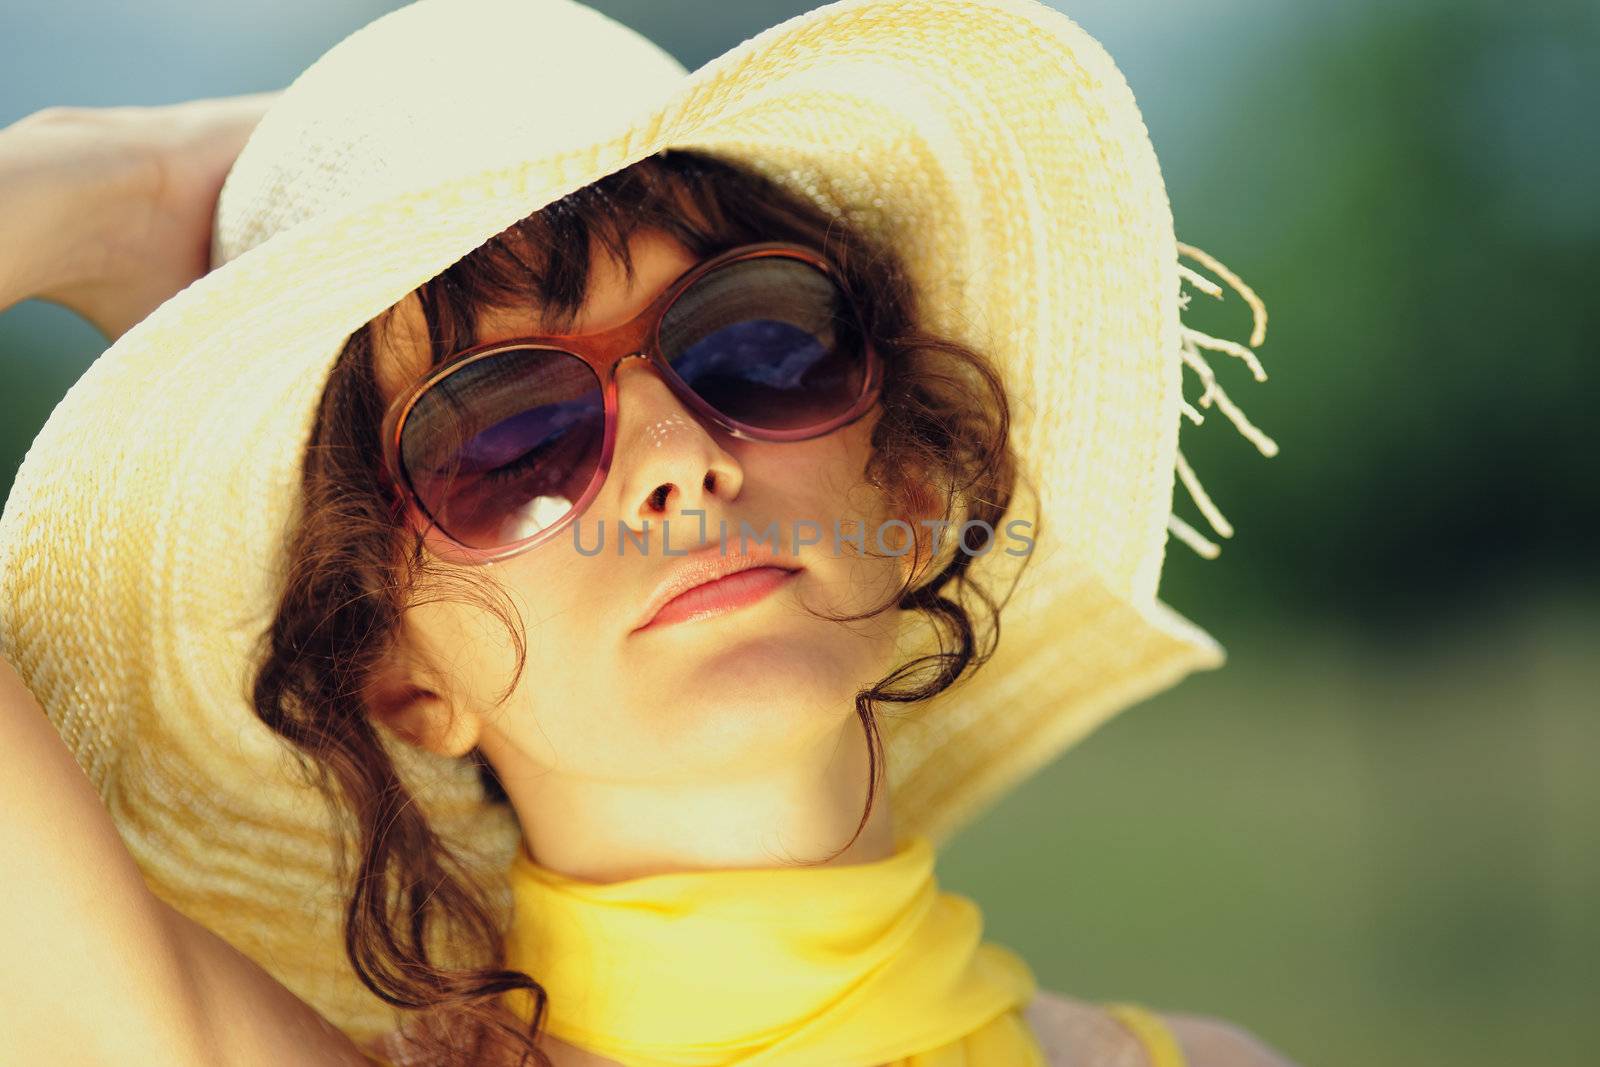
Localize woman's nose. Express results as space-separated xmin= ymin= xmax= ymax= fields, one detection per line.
xmin=608 ymin=357 xmax=744 ymax=535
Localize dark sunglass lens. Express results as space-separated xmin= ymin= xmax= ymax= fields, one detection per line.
xmin=399 ymin=347 xmax=603 ymax=549
xmin=658 ymin=256 xmax=868 ymax=431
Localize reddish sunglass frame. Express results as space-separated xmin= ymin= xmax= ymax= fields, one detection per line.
xmin=377 ymin=240 xmax=883 ymax=566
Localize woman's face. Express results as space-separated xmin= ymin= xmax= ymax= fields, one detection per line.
xmin=368 ymin=228 xmax=909 ymax=796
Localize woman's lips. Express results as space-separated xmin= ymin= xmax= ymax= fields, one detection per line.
xmin=633 ymin=565 xmax=799 ymax=633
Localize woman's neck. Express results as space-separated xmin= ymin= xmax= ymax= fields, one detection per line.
xmin=481 ymin=711 xmax=895 ymax=881
xmin=536 ymin=1030 xmax=626 ymax=1067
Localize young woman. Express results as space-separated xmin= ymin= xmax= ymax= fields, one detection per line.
xmin=0 ymin=3 xmax=1296 ymax=1065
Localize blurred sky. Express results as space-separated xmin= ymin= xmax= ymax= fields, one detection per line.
xmin=2 ymin=3 xmax=1596 ymax=1065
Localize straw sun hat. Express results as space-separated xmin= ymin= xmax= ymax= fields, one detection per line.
xmin=0 ymin=0 xmax=1277 ymax=1043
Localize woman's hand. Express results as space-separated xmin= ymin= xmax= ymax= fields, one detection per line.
xmin=0 ymin=91 xmax=277 ymax=341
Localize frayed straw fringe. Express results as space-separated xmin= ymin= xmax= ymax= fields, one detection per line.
xmin=1168 ymin=242 xmax=1279 ymax=559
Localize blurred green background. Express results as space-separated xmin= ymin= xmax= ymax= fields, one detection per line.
xmin=3 ymin=2 xmax=1595 ymax=1064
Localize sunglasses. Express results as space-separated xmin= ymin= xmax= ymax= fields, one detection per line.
xmin=379 ymin=241 xmax=883 ymax=565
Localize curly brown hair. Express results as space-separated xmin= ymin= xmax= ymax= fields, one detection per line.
xmin=248 ymin=147 xmax=1034 ymax=1066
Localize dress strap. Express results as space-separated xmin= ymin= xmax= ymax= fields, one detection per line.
xmin=1101 ymin=1002 xmax=1187 ymax=1067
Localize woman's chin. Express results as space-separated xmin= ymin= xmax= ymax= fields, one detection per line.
xmin=679 ymin=626 xmax=847 ymax=684
xmin=638 ymin=630 xmax=882 ymax=724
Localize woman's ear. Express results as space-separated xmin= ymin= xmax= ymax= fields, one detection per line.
xmin=894 ymin=468 xmax=950 ymax=584
xmin=361 ymin=649 xmax=483 ymax=759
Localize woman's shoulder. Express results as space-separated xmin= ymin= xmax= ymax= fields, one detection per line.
xmin=1025 ymin=988 xmax=1301 ymax=1067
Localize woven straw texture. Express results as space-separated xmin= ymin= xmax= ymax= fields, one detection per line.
xmin=0 ymin=0 xmax=1274 ymax=1042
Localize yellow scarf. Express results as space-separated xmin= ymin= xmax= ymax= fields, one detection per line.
xmin=501 ymin=833 xmax=1046 ymax=1066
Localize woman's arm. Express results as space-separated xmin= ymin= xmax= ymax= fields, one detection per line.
xmin=1 ymin=92 xmax=395 ymax=1065
xmin=1026 ymin=989 xmax=1301 ymax=1067
xmin=0 ymin=92 xmax=274 ymax=340
xmin=0 ymin=655 xmax=217 ymax=1064
xmin=0 ymin=654 xmax=377 ymax=1066
xmin=1161 ymin=1010 xmax=1301 ymax=1067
